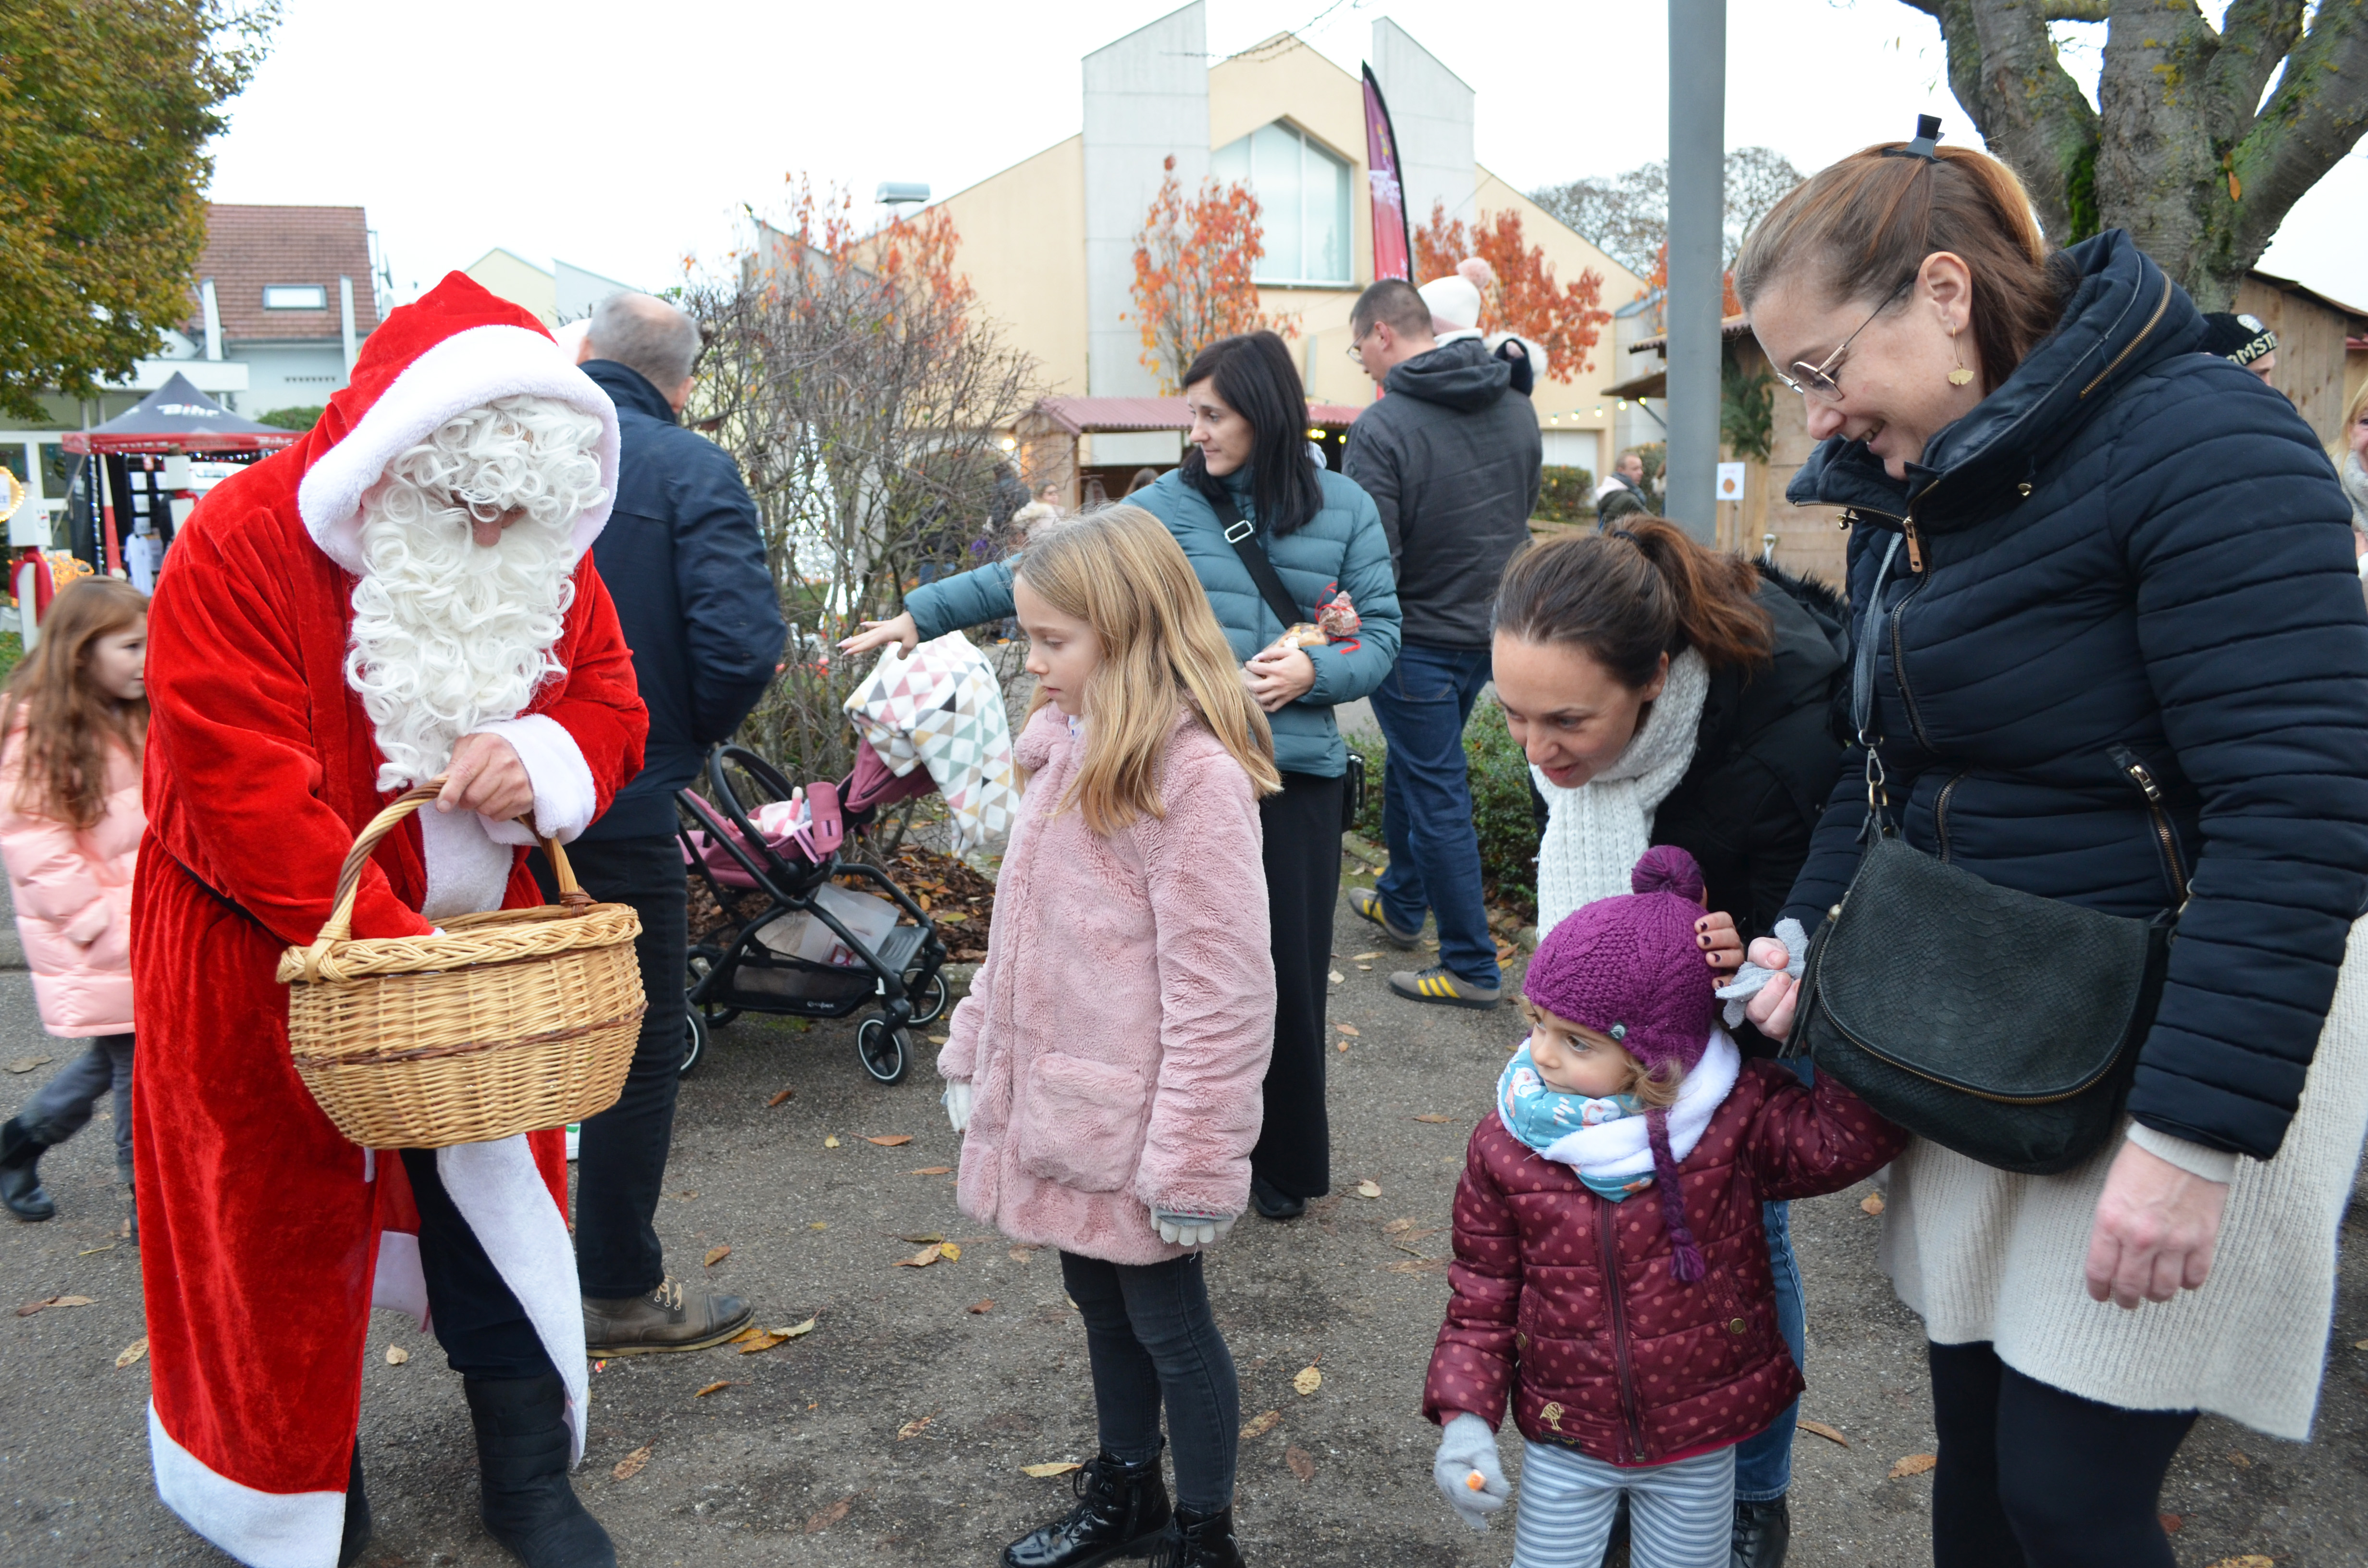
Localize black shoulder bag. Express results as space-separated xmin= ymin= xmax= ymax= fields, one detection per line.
xmin=1207 ymin=488 xmax=1364 ymax=832
xmin=1784 ymin=534 xmax=2177 ymax=1175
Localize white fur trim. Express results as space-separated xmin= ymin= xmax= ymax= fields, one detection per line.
xmin=1529 ymin=1029 xmax=1743 ymax=1179
xmin=419 ymin=805 xmax=517 ymax=921
xmin=472 ymin=714 xmax=598 ymax=846
xmin=370 ymin=1229 xmax=430 ymax=1330
xmin=149 ymin=1401 xmax=345 ymax=1568
xmin=296 ymin=326 xmax=620 ymax=575
xmin=437 ymin=1136 xmax=589 ymax=1465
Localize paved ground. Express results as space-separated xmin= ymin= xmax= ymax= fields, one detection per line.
xmin=4 ymin=865 xmax=2368 ymax=1567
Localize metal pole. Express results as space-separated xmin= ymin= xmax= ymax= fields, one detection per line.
xmin=1664 ymin=0 xmax=1726 ymax=541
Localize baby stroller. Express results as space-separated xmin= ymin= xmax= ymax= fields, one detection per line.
xmin=678 ymin=743 xmax=950 ymax=1084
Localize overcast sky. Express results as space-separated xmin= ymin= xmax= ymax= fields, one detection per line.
xmin=205 ymin=0 xmax=2367 ymax=310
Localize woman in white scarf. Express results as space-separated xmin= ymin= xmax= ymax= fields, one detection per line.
xmin=1491 ymin=518 xmax=1851 ymax=1567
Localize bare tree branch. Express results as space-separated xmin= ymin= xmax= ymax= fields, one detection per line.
xmin=1907 ymin=0 xmax=2101 ymax=241
xmin=2207 ymin=0 xmax=2308 ymax=141
xmin=2044 ymin=0 xmax=2112 ymax=21
xmin=2229 ymin=0 xmax=2368 ymax=268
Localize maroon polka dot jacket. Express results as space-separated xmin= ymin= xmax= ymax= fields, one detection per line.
xmin=1422 ymin=1060 xmax=1906 ymax=1467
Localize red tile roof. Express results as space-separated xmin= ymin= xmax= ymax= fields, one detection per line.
xmin=192 ymin=205 xmax=379 ymax=345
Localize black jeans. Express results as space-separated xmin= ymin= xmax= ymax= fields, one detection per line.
xmin=1250 ymin=770 xmax=1344 ymax=1201
xmin=532 ymin=833 xmax=689 ymax=1299
xmin=399 ymin=1148 xmax=554 ymax=1380
xmin=1927 ymin=1339 xmax=2196 ymax=1568
xmin=1060 ymin=1250 xmax=1239 ymax=1514
xmin=17 ymin=1032 xmax=134 ymax=1175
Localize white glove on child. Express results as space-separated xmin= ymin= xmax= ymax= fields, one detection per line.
xmin=1431 ymin=1411 xmax=1509 ymax=1532
xmin=942 ymin=1079 xmax=973 ymax=1133
xmin=1150 ymin=1209 xmax=1237 ymax=1248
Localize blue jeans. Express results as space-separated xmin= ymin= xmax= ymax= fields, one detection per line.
xmin=1370 ymin=641 xmax=1499 ymax=988
xmin=1734 ymin=1059 xmax=1813 ymax=1502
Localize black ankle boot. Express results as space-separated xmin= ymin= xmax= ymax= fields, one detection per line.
xmin=1149 ymin=1505 xmax=1245 ymax=1568
xmin=1002 ymin=1446 xmax=1171 ymax=1568
xmin=0 ymin=1117 xmax=54 ymax=1222
xmin=1731 ymin=1494 xmax=1790 ymax=1568
xmin=462 ymin=1374 xmax=616 ymax=1568
xmin=338 ymin=1440 xmax=371 ymax=1568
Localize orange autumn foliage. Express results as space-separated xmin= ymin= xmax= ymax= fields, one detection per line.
xmin=1412 ymin=203 xmax=1611 ymax=383
xmin=1642 ymin=243 xmax=1745 ymax=318
xmin=752 ymin=174 xmax=975 ymax=338
xmin=1129 ymin=157 xmax=1299 ymax=393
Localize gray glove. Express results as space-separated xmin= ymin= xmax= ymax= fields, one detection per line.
xmin=1431 ymin=1411 xmax=1508 ymax=1532
xmin=1717 ymin=917 xmax=1809 ymax=1029
xmin=1150 ymin=1208 xmax=1236 ymax=1248
xmin=943 ymin=1079 xmax=973 ymax=1134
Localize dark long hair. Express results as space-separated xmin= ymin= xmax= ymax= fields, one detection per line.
xmin=1493 ymin=518 xmax=1772 ymax=689
xmin=0 ymin=577 xmax=149 ymax=829
xmin=1177 ymin=331 xmax=1324 ymax=537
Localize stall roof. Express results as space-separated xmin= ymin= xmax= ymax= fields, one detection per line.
xmin=1022 ymin=395 xmax=1367 ymax=435
xmin=61 ymin=372 xmax=300 ymax=454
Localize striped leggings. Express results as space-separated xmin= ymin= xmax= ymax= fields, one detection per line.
xmin=1511 ymin=1441 xmax=1734 ymax=1568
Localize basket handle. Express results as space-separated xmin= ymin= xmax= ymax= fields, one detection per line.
xmin=314 ymin=777 xmax=592 ymax=948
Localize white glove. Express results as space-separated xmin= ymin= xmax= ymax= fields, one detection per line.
xmin=1431 ymin=1411 xmax=1508 ymax=1532
xmin=942 ymin=1079 xmax=973 ymax=1134
xmin=1150 ymin=1208 xmax=1237 ymax=1248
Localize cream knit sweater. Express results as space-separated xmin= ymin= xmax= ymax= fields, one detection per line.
xmin=1879 ymin=913 xmax=2368 ymax=1440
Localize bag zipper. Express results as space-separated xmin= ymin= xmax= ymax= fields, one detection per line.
xmin=1595 ymin=1192 xmax=1648 ymax=1461
xmin=2109 ymin=745 xmax=2190 ymax=907
xmin=1935 ymin=772 xmax=1966 ymax=862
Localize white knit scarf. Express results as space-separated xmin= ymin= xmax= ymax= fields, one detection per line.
xmin=1530 ymin=646 xmax=1710 ymax=939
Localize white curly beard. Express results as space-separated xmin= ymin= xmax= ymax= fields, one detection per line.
xmin=344 ymin=395 xmax=607 ymax=791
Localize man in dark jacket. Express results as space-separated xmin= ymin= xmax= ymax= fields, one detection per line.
xmin=563 ymin=292 xmax=787 ymax=1355
xmin=1596 ymin=450 xmax=1653 ymax=528
xmin=1344 ymin=278 xmax=1542 ymax=1009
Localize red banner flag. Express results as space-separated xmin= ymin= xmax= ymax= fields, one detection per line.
xmin=1362 ymin=66 xmax=1412 ymax=283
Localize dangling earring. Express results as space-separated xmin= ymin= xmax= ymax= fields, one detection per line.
xmin=1948 ymin=326 xmax=1974 ymax=387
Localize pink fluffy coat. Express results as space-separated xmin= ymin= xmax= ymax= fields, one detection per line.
xmin=0 ymin=725 xmax=141 ymax=1036
xmin=942 ymin=705 xmax=1273 ymax=1265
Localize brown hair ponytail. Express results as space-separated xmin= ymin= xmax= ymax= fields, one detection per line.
xmin=0 ymin=577 xmax=149 ymax=829
xmin=1493 ymin=519 xmax=1772 ymax=691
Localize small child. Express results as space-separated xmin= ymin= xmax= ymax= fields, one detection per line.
xmin=938 ymin=505 xmax=1281 ymax=1568
xmin=0 ymin=578 xmax=149 ymax=1226
xmin=1424 ymin=845 xmax=1904 ymax=1568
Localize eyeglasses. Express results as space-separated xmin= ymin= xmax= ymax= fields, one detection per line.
xmin=1775 ymin=275 xmax=1914 ymax=403
xmin=1344 ymin=324 xmax=1374 ymax=363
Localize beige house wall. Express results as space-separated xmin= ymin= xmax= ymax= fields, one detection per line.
xmin=466 ymin=248 xmax=558 ymax=327
xmin=936 ymin=136 xmax=1090 ymax=396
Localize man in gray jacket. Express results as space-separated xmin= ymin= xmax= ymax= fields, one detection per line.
xmin=1343 ymin=278 xmax=1541 ymax=1009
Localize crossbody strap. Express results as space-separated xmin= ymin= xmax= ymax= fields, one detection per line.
xmin=1852 ymin=533 xmax=1905 ymax=836
xmin=1207 ymin=487 xmax=1305 ymax=631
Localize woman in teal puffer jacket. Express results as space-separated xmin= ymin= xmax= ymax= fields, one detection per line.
xmin=842 ymin=331 xmax=1401 ymax=1216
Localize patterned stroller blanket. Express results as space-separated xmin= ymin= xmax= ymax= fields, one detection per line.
xmin=843 ymin=632 xmax=1021 ymax=851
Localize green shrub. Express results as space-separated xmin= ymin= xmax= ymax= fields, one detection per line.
xmin=1533 ymin=465 xmax=1596 ymax=523
xmin=1347 ymin=695 xmax=1540 ymax=922
xmin=0 ymin=630 xmax=19 ymax=686
xmin=258 ymin=405 xmax=324 ymax=431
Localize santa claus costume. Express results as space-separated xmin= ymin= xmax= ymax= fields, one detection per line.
xmin=133 ymin=273 xmax=649 ymax=1568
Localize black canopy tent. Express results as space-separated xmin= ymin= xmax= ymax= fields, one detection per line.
xmin=59 ymin=372 xmax=297 ymax=576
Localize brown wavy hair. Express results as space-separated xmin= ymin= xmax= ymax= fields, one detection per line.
xmin=0 ymin=577 xmax=149 ymax=829
xmin=1732 ymin=140 xmax=2073 ymax=393
xmin=1493 ymin=519 xmax=1772 ymax=691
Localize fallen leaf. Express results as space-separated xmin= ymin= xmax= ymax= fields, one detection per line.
xmin=704 ymin=1245 xmax=731 ymax=1268
xmin=823 ymin=1135 xmax=841 ymax=1150
xmin=1860 ymin=1193 xmax=1886 ymax=1216
xmin=1384 ymin=1257 xmax=1450 ymax=1274
xmin=1293 ymin=1366 xmax=1321 ymax=1396
xmin=928 ymin=1033 xmax=949 ymax=1044
xmin=897 ymin=1414 xmax=935 ymax=1440
xmin=1798 ymin=1420 xmax=1850 ymax=1448
xmin=866 ymin=1134 xmax=914 ymax=1147
xmin=1285 ymin=1445 xmax=1316 ymax=1482
xmin=76 ymin=1244 xmax=116 ymax=1257
xmin=1335 ymin=1023 xmax=1359 ymax=1037
xmin=5 ymin=1055 xmax=53 ymax=1073
xmin=805 ymin=1495 xmax=852 ymax=1532
xmin=1382 ymin=1217 xmax=1416 ymax=1234
xmin=912 ymin=1166 xmax=953 ymax=1176
xmin=1240 ymin=1409 xmax=1282 ymax=1440
xmin=1410 ymin=1114 xmax=1452 ymax=1123
xmin=671 ymin=1189 xmax=699 ymax=1199
xmin=1010 ymin=1246 xmax=1035 ymax=1262
xmin=611 ymin=1444 xmax=653 ymax=1479
xmin=1357 ymin=963 xmax=1372 ymax=971
xmin=2208 ymin=1559 xmax=2273 ymax=1568
xmin=737 ymin=1331 xmax=790 ymax=1354
xmin=17 ymin=1295 xmax=92 ymax=1316
xmin=694 ymin=1380 xmax=732 ymax=1397
xmin=116 ymin=1337 xmax=148 ymax=1369
xmin=2160 ymin=1514 xmax=2183 ymax=1534
xmin=767 ymin=1088 xmax=796 ymax=1108
xmin=808 ymin=1221 xmax=828 ymax=1230
xmin=384 ymin=1346 xmax=410 ymax=1366
xmin=1020 ymin=1462 xmax=1082 ymax=1479
xmin=1888 ymin=1453 xmax=1937 ymax=1479
xmin=1355 ymin=1180 xmax=1381 ymax=1199
xmin=1336 ymin=1040 xmax=1349 ymax=1053
xmin=937 ymin=911 xmax=967 ymax=922
xmin=895 ymin=1244 xmax=945 ymax=1268
xmin=2356 ymin=1339 xmax=2368 ymax=1350
xmin=969 ymin=1298 xmax=995 ymax=1314
xmin=900 ymin=1232 xmax=946 ymax=1244
xmin=1351 ymin=952 xmax=1380 ymax=961
xmin=2230 ymin=1449 xmax=2252 ymax=1467
xmin=939 ymin=1242 xmax=961 ymax=1262
xmin=1328 ymin=970 xmax=1344 ymax=983
xmin=777 ymin=1316 xmax=819 ymax=1339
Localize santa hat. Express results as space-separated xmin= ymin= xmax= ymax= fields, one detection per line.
xmin=294 ymin=271 xmax=621 ymax=576
xmin=1418 ymin=257 xmax=1493 ymax=336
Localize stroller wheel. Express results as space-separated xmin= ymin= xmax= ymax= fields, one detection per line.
xmin=686 ymin=955 xmax=739 ymax=1029
xmin=678 ymin=1006 xmax=710 ymax=1077
xmin=856 ymin=1016 xmax=912 ymax=1085
xmin=908 ymin=970 xmax=950 ymax=1027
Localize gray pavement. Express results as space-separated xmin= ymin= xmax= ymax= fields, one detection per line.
xmin=3 ymin=866 xmax=2367 ymax=1566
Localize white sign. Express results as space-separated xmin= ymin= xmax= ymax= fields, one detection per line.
xmin=1715 ymin=462 xmax=1747 ymax=502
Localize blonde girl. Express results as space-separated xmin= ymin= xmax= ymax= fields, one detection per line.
xmin=936 ymin=505 xmax=1278 ymax=1568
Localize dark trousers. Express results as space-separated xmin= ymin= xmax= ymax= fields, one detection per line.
xmin=399 ymin=1148 xmax=554 ymax=1380
xmin=1370 ymin=641 xmax=1500 ymax=987
xmin=1251 ymin=770 xmax=1344 ymax=1200
xmin=532 ymin=833 xmax=689 ymax=1299
xmin=1060 ymin=1250 xmax=1239 ymax=1514
xmin=17 ymin=1032 xmax=134 ymax=1175
xmin=1927 ymin=1339 xmax=2196 ymax=1568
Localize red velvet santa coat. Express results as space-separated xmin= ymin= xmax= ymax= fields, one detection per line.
xmin=132 ymin=274 xmax=646 ymax=1568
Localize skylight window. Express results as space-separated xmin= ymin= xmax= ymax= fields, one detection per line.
xmin=262 ymin=285 xmax=327 ymax=310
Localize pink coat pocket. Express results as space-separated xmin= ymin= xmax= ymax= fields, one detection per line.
xmin=1015 ymin=1053 xmax=1151 ymax=1193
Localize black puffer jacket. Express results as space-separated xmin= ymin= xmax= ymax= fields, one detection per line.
xmin=1781 ymin=231 xmax=2368 ymax=1160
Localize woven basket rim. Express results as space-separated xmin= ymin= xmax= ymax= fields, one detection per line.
xmin=276 ymin=901 xmax=641 ymax=985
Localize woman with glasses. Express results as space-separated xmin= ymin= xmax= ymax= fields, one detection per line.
xmin=1735 ymin=126 xmax=2368 ymax=1568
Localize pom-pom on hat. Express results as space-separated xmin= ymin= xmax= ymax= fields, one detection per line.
xmin=1523 ymin=845 xmax=1718 ymax=1079
xmin=1418 ymin=257 xmax=1494 ymax=335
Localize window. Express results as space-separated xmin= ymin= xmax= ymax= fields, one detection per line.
xmin=1210 ymin=121 xmax=1351 ymax=285
xmin=262 ymin=284 xmax=327 ymax=310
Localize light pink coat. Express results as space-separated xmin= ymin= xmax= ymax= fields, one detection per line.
xmin=0 ymin=726 xmax=142 ymax=1036
xmin=942 ymin=705 xmax=1273 ymax=1265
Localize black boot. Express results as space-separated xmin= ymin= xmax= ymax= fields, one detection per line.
xmin=338 ymin=1440 xmax=372 ymax=1568
xmin=1002 ymin=1446 xmax=1171 ymax=1568
xmin=1248 ymin=1175 xmax=1303 ymax=1222
xmin=462 ymin=1374 xmax=616 ymax=1568
xmin=1149 ymin=1505 xmax=1245 ymax=1568
xmin=1731 ymin=1495 xmax=1790 ymax=1568
xmin=0 ymin=1117 xmax=54 ymax=1222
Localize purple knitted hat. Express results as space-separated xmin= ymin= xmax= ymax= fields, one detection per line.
xmin=1524 ymin=845 xmax=1718 ymax=1281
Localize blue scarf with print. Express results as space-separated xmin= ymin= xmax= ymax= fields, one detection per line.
xmin=1495 ymin=1043 xmax=1656 ymax=1201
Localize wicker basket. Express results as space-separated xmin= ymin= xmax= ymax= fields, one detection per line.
xmin=276 ymin=783 xmax=646 ymax=1149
